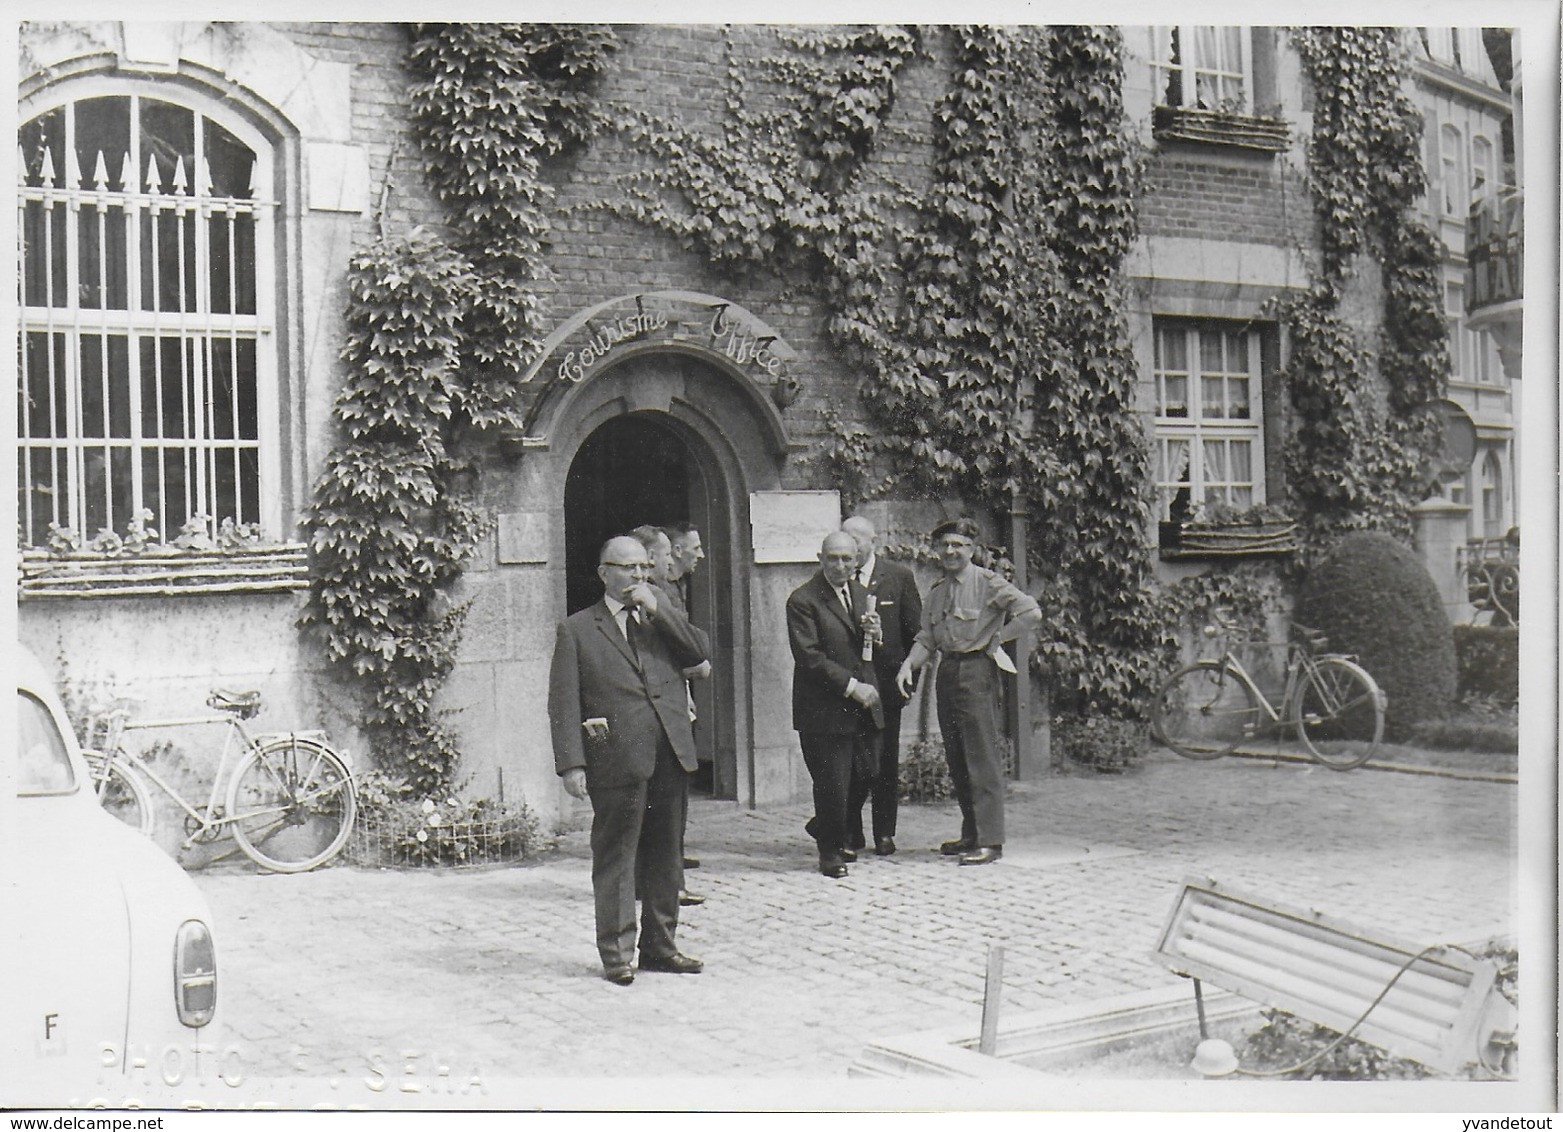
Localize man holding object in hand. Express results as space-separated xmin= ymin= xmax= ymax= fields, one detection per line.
xmin=548 ymin=535 xmax=709 ymax=985
xmin=787 ymin=531 xmax=885 ymax=879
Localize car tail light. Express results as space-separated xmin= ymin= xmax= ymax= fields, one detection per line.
xmin=174 ymin=920 xmax=217 ymax=1028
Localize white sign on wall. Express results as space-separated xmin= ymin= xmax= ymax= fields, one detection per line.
xmin=749 ymin=491 xmax=841 ymax=564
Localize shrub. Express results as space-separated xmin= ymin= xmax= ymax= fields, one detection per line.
xmin=349 ymin=771 xmax=545 ymax=868
xmin=1052 ymin=715 xmax=1146 ymax=774
xmin=1241 ymin=1009 xmax=1432 ymax=1080
xmin=1452 ymin=624 xmax=1519 ymax=705
xmin=899 ymin=737 xmax=954 ymax=803
xmin=1407 ymin=695 xmax=1518 ymax=753
xmin=1295 ymin=531 xmax=1456 ymax=739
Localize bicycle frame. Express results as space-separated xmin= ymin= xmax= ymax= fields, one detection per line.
xmin=1204 ymin=622 xmax=1356 ymax=729
xmin=99 ymin=706 xmax=329 ymax=847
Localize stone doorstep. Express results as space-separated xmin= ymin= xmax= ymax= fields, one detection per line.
xmin=849 ymin=983 xmax=1259 ymax=1079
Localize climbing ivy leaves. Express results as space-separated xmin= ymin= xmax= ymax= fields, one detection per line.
xmin=303 ymin=25 xmax=616 ymax=791
xmin=1282 ymin=27 xmax=1450 ymax=554
xmin=590 ymin=25 xmax=1160 ymax=717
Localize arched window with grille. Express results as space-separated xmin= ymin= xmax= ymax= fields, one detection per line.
xmin=1481 ymin=451 xmax=1505 ymax=538
xmin=17 ymin=87 xmax=278 ymax=547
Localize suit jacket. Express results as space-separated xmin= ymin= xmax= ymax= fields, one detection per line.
xmin=859 ymin=555 xmax=922 ymax=685
xmin=654 ymin=577 xmax=710 ymax=664
xmin=548 ymin=596 xmax=708 ymax=790
xmin=787 ymin=573 xmax=884 ymax=735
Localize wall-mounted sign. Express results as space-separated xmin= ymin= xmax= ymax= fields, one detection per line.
xmin=1466 ymin=192 xmax=1523 ymax=314
xmin=750 ymin=491 xmax=840 ymax=564
xmin=523 ymin=290 xmax=798 ymax=391
xmin=496 ymin=512 xmax=550 ymax=564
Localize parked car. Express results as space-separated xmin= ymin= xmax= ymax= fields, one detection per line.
xmin=2 ymin=648 xmax=226 ymax=1107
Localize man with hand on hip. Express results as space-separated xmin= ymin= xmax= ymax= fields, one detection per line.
xmin=548 ymin=535 xmax=709 ymax=985
xmin=788 ymin=531 xmax=885 ymax=878
xmin=895 ymin=517 xmax=1040 ymax=867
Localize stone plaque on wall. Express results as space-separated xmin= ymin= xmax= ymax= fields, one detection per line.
xmin=497 ymin=512 xmax=550 ymax=564
xmin=749 ymin=491 xmax=840 ymax=564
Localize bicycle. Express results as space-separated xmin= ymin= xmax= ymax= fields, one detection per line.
xmin=81 ymin=687 xmax=357 ymax=873
xmin=1151 ymin=609 xmax=1387 ymax=770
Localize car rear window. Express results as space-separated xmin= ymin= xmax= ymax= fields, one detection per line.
xmin=17 ymin=690 xmax=77 ymax=795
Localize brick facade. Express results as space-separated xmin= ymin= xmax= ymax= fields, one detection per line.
xmin=16 ymin=22 xmax=1518 ymax=824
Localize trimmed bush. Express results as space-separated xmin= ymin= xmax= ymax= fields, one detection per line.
xmin=1052 ymin=715 xmax=1146 ymax=774
xmin=1295 ymin=531 xmax=1455 ymax=738
xmin=1453 ymin=624 xmax=1519 ymax=705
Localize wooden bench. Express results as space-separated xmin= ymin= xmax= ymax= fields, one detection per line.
xmin=1153 ymin=877 xmax=1514 ymax=1074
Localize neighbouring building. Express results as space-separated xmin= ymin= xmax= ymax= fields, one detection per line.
xmin=15 ymin=22 xmax=1522 ymax=826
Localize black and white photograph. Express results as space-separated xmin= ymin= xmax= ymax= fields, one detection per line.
xmin=4 ymin=1 xmax=1557 ymax=1122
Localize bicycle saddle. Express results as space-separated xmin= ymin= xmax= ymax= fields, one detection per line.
xmin=208 ymin=688 xmax=262 ymax=718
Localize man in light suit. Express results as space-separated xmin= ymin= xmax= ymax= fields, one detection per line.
xmin=549 ymin=535 xmax=709 ymax=985
xmin=841 ymin=515 xmax=923 ymax=857
xmin=787 ymin=531 xmax=884 ymax=879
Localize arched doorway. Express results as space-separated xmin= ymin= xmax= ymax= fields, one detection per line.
xmin=562 ymin=410 xmax=732 ymax=798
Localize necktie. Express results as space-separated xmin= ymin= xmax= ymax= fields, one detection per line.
xmin=620 ymin=608 xmax=642 ymax=664
xmin=839 ymin=586 xmax=853 ymax=616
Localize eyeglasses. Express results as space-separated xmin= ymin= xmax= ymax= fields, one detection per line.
xmin=602 ymin=561 xmax=653 ymax=572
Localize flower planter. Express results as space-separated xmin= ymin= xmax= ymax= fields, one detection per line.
xmin=1160 ymin=520 xmax=1298 ymax=560
xmin=18 ymin=544 xmax=310 ymax=599
xmin=347 ymin=808 xmax=541 ymax=869
xmin=1152 ymin=106 xmax=1292 ymax=154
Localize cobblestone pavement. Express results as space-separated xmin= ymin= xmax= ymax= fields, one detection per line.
xmin=188 ymin=750 xmax=1517 ymax=1103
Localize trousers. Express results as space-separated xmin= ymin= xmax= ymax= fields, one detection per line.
xmin=935 ymin=652 xmax=1005 ymax=846
xmin=589 ymin=734 xmax=688 ymax=968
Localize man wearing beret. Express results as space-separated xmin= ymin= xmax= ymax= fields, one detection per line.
xmin=896 ymin=517 xmax=1041 ymax=866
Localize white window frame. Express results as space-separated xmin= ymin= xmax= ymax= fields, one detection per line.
xmin=1480 ymin=451 xmax=1504 ymax=537
xmin=1149 ymin=26 xmax=1252 ymax=112
xmin=17 ymin=78 xmax=280 ymax=547
xmin=1440 ymin=122 xmax=1466 ymax=218
xmin=1471 ymin=134 xmax=1495 ymax=201
xmin=1152 ymin=320 xmax=1267 ymax=522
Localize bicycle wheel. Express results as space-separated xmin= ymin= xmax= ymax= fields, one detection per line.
xmin=1293 ymin=656 xmax=1384 ymax=770
xmin=82 ymin=750 xmax=155 ymax=836
xmin=1152 ymin=660 xmax=1266 ymax=759
xmin=226 ymin=736 xmax=356 ymax=873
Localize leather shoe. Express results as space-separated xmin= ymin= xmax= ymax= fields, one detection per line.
xmin=679 ymin=890 xmax=706 ymax=907
xmin=875 ymin=836 xmax=896 ymax=857
xmin=847 ymin=833 xmax=867 ymax=851
xmin=603 ymin=965 xmax=635 ymax=986
xmin=940 ymin=838 xmax=977 ymax=856
xmin=838 ymin=847 xmax=858 ymax=863
xmin=958 ymin=846 xmax=1003 ymax=866
xmin=683 ymin=856 xmax=700 ymax=869
xmin=639 ymin=951 xmax=704 ymax=974
xmin=820 ymin=861 xmax=848 ymax=879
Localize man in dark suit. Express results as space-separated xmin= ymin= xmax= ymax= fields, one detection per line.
xmin=631 ymin=524 xmax=710 ymax=907
xmin=787 ymin=531 xmax=884 ymax=879
xmin=549 ymin=535 xmax=709 ymax=985
xmin=841 ymin=515 xmax=923 ymax=857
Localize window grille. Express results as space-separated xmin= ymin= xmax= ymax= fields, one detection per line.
xmin=17 ymin=91 xmax=277 ymax=547
xmin=1153 ymin=321 xmax=1265 ymax=522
